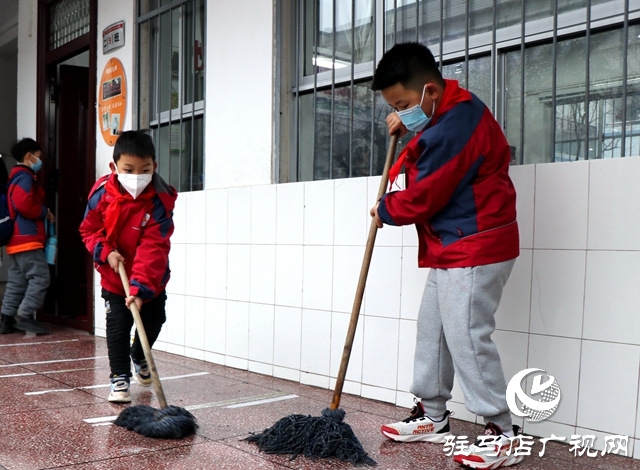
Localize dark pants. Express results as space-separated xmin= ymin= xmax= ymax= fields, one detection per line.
xmin=102 ymin=288 xmax=167 ymax=378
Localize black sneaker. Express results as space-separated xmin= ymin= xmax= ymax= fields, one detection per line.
xmin=0 ymin=314 xmax=19 ymax=334
xmin=14 ymin=316 xmax=49 ymax=334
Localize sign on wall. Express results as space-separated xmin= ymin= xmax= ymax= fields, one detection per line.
xmin=98 ymin=58 xmax=127 ymax=146
xmin=103 ymin=21 xmax=125 ymax=54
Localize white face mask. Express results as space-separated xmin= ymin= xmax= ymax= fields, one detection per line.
xmin=115 ymin=168 xmax=152 ymax=199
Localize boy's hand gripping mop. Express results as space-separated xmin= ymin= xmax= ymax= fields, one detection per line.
xmin=113 ymin=261 xmax=198 ymax=439
xmin=246 ymin=134 xmax=399 ymax=466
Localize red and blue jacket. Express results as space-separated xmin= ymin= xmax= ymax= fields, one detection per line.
xmin=6 ymin=165 xmax=48 ymax=255
xmin=378 ymin=79 xmax=519 ymax=268
xmin=79 ymin=172 xmax=177 ymax=301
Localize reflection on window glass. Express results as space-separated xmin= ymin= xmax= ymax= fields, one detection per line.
xmin=299 ymin=81 xmax=388 ymax=180
xmin=138 ymin=1 xmax=205 ymax=192
xmin=523 ymin=43 xmax=554 ymax=164
xmin=304 ymin=0 xmax=375 ymax=76
xmin=626 ymin=25 xmax=640 ymax=157
xmin=504 ymin=51 xmax=522 ymax=163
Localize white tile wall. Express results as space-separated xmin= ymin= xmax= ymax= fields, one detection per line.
xmin=534 ymin=161 xmax=589 ymax=250
xmin=184 ymin=190 xmax=206 ymax=244
xmin=588 ymin=157 xmax=640 ymax=251
xmin=92 ymin=157 xmax=640 ymax=449
xmin=529 ymin=249 xmax=585 ymax=338
xmin=400 ymin=247 xmax=429 ymax=321
xmin=364 ymin=246 xmax=402 ymax=319
xmin=225 ymin=300 xmax=249 ymax=360
xmin=302 ymin=246 xmax=333 ymax=311
xmin=583 ymin=251 xmax=640 ymax=345
xmin=300 ymin=308 xmax=332 ymax=376
xmin=509 ymin=164 xmax=535 ymax=250
xmin=361 ymin=316 xmax=399 ymax=389
xmin=206 ymin=189 xmax=227 ymax=244
xmin=495 ymin=249 xmax=532 ymax=333
xmin=303 ymin=180 xmax=334 ymax=246
xmin=227 ymin=186 xmax=251 ymax=244
xmin=251 ymin=185 xmax=277 ymax=245
xmin=276 ymin=182 xmax=304 ymax=245
xmin=576 ymin=340 xmax=640 ymax=436
xmin=185 ymin=244 xmax=207 ymax=297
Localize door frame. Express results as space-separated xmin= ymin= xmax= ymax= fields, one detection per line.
xmin=36 ymin=0 xmax=97 ymax=332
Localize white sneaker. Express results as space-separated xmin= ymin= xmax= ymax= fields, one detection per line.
xmin=108 ymin=374 xmax=131 ymax=403
xmin=132 ymin=359 xmax=152 ymax=387
xmin=381 ymin=400 xmax=453 ymax=443
xmin=453 ymin=422 xmax=524 ymax=469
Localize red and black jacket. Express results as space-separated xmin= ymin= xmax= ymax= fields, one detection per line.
xmin=79 ymin=172 xmax=177 ymax=301
xmin=6 ymin=165 xmax=48 ymax=255
xmin=378 ymin=79 xmax=519 ymax=268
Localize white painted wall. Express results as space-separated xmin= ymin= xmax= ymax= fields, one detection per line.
xmin=204 ymin=0 xmax=274 ymax=189
xmin=95 ymin=0 xmax=136 ymax=177
xmin=16 ymin=0 xmax=37 ymax=140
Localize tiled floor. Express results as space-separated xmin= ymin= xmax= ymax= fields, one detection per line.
xmin=0 ymin=326 xmax=637 ymax=470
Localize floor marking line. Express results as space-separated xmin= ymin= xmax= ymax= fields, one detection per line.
xmin=0 ymin=372 xmax=37 ymax=379
xmin=83 ymin=391 xmax=297 ymax=424
xmin=0 ymin=339 xmax=79 ymax=348
xmin=0 ymin=356 xmax=108 ymax=368
xmin=226 ymin=394 xmax=299 ymax=408
xmin=27 ymin=372 xmax=210 ymax=395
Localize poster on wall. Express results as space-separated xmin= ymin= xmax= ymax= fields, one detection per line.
xmin=98 ymin=58 xmax=127 ymax=146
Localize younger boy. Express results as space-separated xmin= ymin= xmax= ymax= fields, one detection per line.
xmin=370 ymin=43 xmax=521 ymax=469
xmin=0 ymin=138 xmax=54 ymax=335
xmin=79 ymin=131 xmax=177 ymax=403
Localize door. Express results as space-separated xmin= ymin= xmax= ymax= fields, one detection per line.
xmin=40 ymin=64 xmax=94 ymax=332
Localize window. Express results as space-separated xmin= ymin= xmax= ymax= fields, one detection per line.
xmin=287 ymin=0 xmax=639 ymax=181
xmin=138 ymin=0 xmax=205 ymax=192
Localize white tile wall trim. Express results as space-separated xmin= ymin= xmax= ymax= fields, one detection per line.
xmin=90 ymin=157 xmax=640 ymax=451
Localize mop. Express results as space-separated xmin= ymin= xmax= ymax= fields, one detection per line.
xmin=113 ymin=261 xmax=198 ymax=439
xmin=246 ymin=134 xmax=400 ymax=466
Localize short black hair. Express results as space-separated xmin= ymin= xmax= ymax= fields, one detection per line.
xmin=371 ymin=42 xmax=444 ymax=92
xmin=11 ymin=138 xmax=41 ymax=163
xmin=113 ymin=130 xmax=156 ymax=163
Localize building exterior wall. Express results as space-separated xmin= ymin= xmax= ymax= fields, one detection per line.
xmin=13 ymin=0 xmax=640 ymax=458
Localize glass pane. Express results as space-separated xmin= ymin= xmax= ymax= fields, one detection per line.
xmin=417 ymin=0 xmax=442 ymax=46
xmin=157 ymin=124 xmax=170 ymax=182
xmin=589 ymin=29 xmax=624 ymax=159
xmin=304 ymin=0 xmax=374 ymax=76
xmin=49 ymin=0 xmax=90 ymax=50
xmin=159 ymin=12 xmax=172 ymax=113
xmin=627 ymin=24 xmax=640 ymax=157
xmin=352 ymin=83 xmax=375 ymax=177
xmin=443 ymin=0 xmax=466 ymax=43
xmin=169 ymin=122 xmax=181 ymax=189
xmin=523 ymin=43 xmax=554 ymax=164
xmin=504 ymin=50 xmax=522 ymax=164
xmin=468 ymin=0 xmax=494 ymax=37
xmin=184 ymin=0 xmax=205 ymax=104
xmin=332 ymin=85 xmax=352 ymax=179
xmin=554 ymin=36 xmax=587 ymax=162
xmin=395 ymin=0 xmax=418 ymax=43
xmin=315 ymin=88 xmax=332 ymax=179
xmin=299 ymin=93 xmax=316 ymax=181
xmin=442 ymin=61 xmax=466 ymax=89
xmin=139 ymin=20 xmax=152 ymax=129
xmin=139 ymin=0 xmax=158 ymax=16
xmin=467 ymin=55 xmax=492 ymax=109
xmin=171 ymin=9 xmax=180 ymax=110
xmin=498 ymin=0 xmax=522 ymax=29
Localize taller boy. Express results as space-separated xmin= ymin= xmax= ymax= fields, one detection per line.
xmin=80 ymin=131 xmax=177 ymax=403
xmin=370 ymin=43 xmax=521 ymax=469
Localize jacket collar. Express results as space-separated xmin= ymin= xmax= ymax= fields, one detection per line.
xmin=432 ymin=79 xmax=472 ymax=124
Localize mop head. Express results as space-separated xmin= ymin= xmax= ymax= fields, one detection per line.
xmin=114 ymin=405 xmax=198 ymax=439
xmin=245 ymin=408 xmax=376 ymax=466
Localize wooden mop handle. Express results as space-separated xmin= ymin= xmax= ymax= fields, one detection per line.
xmin=118 ymin=261 xmax=168 ymax=409
xmin=330 ymin=133 xmax=400 ymax=410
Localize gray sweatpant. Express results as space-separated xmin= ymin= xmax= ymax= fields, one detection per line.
xmin=411 ymin=259 xmax=515 ymax=432
xmin=1 ymin=250 xmax=51 ymax=319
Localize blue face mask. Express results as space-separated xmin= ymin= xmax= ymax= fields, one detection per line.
xmin=30 ymin=154 xmax=43 ymax=173
xmin=396 ymin=85 xmax=436 ymax=133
